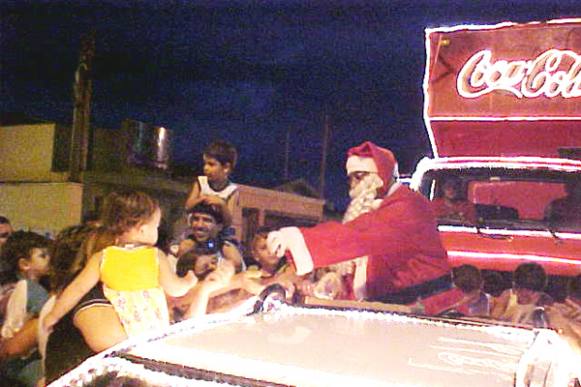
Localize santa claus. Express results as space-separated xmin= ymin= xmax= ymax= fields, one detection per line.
xmin=268 ymin=141 xmax=461 ymax=315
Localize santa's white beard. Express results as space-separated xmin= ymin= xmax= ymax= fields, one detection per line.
xmin=345 ymin=174 xmax=384 ymax=222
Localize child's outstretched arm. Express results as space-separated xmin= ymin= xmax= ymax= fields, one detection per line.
xmin=158 ymin=250 xmax=198 ymax=297
xmin=42 ymin=252 xmax=101 ymax=331
xmin=185 ymin=260 xmax=235 ymax=319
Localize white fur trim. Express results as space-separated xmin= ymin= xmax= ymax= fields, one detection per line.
xmin=386 ymin=181 xmax=402 ymax=197
xmin=346 ymin=156 xmax=378 ymax=175
xmin=280 ymin=227 xmax=314 ymax=275
xmin=392 ymin=162 xmax=400 ymax=179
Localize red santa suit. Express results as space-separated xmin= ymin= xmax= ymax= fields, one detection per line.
xmin=269 ymin=142 xmax=461 ymax=314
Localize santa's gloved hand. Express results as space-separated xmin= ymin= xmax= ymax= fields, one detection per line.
xmin=267 ymin=230 xmax=288 ymax=258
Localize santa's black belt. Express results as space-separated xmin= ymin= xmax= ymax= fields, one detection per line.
xmin=373 ymin=274 xmax=453 ymax=305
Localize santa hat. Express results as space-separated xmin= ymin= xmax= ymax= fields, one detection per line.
xmin=346 ymin=141 xmax=398 ymax=195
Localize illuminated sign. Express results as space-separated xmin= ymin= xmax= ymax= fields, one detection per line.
xmin=422 ymin=20 xmax=581 ymax=157
xmin=457 ymin=49 xmax=581 ymax=99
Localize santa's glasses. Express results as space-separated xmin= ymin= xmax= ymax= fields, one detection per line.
xmin=347 ymin=171 xmax=375 ymax=185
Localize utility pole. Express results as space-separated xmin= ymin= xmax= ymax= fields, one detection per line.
xmin=283 ymin=128 xmax=290 ymax=181
xmin=319 ymin=114 xmax=330 ymax=198
xmin=69 ymin=31 xmax=95 ymax=182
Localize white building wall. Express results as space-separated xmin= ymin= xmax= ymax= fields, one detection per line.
xmin=0 ymin=182 xmax=83 ymax=237
xmin=0 ymin=123 xmax=67 ymax=181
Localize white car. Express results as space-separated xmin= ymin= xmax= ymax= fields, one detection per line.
xmin=49 ymin=289 xmax=579 ymax=387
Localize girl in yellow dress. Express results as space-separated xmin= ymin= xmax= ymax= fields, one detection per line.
xmin=43 ymin=191 xmax=198 ymax=337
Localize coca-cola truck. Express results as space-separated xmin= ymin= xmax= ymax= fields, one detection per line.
xmin=410 ymin=19 xmax=581 ymax=297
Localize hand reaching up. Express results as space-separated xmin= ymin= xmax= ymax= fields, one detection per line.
xmin=201 ymin=195 xmax=227 ymax=207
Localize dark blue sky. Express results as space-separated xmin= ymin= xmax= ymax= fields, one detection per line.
xmin=1 ymin=0 xmax=579 ymax=208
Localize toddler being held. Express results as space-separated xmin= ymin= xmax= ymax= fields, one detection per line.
xmin=43 ymin=191 xmax=197 ymax=337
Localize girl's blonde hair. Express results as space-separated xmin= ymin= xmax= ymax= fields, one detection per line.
xmin=100 ymin=191 xmax=160 ymax=237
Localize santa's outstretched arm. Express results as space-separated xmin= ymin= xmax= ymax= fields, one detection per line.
xmin=267 ymin=206 xmax=419 ymax=275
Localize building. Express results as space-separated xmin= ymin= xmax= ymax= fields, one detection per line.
xmin=0 ymin=116 xmax=325 ymax=248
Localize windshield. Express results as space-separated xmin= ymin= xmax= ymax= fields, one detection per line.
xmin=418 ymin=168 xmax=581 ymax=232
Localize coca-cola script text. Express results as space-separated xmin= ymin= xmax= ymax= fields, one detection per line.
xmin=457 ymin=49 xmax=581 ymax=99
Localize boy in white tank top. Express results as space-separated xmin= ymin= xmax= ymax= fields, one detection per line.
xmin=185 ymin=140 xmax=239 ymax=240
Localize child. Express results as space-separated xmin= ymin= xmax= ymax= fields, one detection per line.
xmin=491 ymin=262 xmax=553 ymax=327
xmin=0 ymin=231 xmax=51 ymax=387
xmin=431 ymin=176 xmax=477 ymax=224
xmin=250 ymin=231 xmax=335 ymax=302
xmin=448 ymin=264 xmax=491 ymax=317
xmin=185 ymin=140 xmax=239 ymax=238
xmin=481 ymin=270 xmax=508 ymax=297
xmin=248 ymin=231 xmax=288 ymax=279
xmin=178 ymin=201 xmax=244 ymax=272
xmin=176 ymin=243 xmax=222 ymax=280
xmin=546 ymin=275 xmax=581 ymax=357
xmin=172 ymin=247 xmax=230 ymax=320
xmin=43 ymin=191 xmax=198 ymax=337
xmin=172 ymin=250 xmax=263 ymax=319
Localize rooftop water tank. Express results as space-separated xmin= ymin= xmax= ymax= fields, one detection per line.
xmin=122 ymin=119 xmax=172 ymax=171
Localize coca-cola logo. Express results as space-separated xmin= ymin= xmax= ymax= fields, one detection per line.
xmin=457 ymin=49 xmax=581 ymax=99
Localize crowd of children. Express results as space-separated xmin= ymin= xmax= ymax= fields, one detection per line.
xmin=0 ymin=139 xmax=580 ymax=386
xmin=0 ymin=231 xmax=51 ymax=386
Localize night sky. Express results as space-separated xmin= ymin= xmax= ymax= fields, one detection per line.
xmin=1 ymin=0 xmax=579 ymax=209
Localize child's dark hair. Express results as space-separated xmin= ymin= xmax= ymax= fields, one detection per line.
xmin=100 ymin=191 xmax=160 ymax=236
xmin=568 ymin=274 xmax=581 ymax=300
xmin=250 ymin=227 xmax=274 ymax=253
xmin=251 ymin=231 xmax=268 ymax=250
xmin=204 ymin=140 xmax=238 ymax=171
xmin=187 ymin=201 xmax=230 ymax=228
xmin=176 ymin=243 xmax=219 ymax=278
xmin=452 ymin=264 xmax=482 ymax=293
xmin=513 ymin=262 xmax=547 ymax=291
xmin=0 ymin=231 xmax=51 ymax=284
xmin=481 ymin=271 xmax=507 ymax=297
xmin=176 ymin=253 xmax=195 ymax=278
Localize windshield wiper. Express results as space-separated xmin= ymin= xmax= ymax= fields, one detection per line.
xmin=474 ymin=219 xmax=513 ymax=240
xmin=544 ymin=221 xmax=562 ymax=243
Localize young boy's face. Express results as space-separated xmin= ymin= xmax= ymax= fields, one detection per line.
xmin=252 ymin=237 xmax=279 ymax=268
xmin=21 ymin=247 xmax=50 ymax=280
xmin=203 ymin=155 xmax=230 ymax=183
xmin=514 ymin=287 xmax=539 ymax=305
